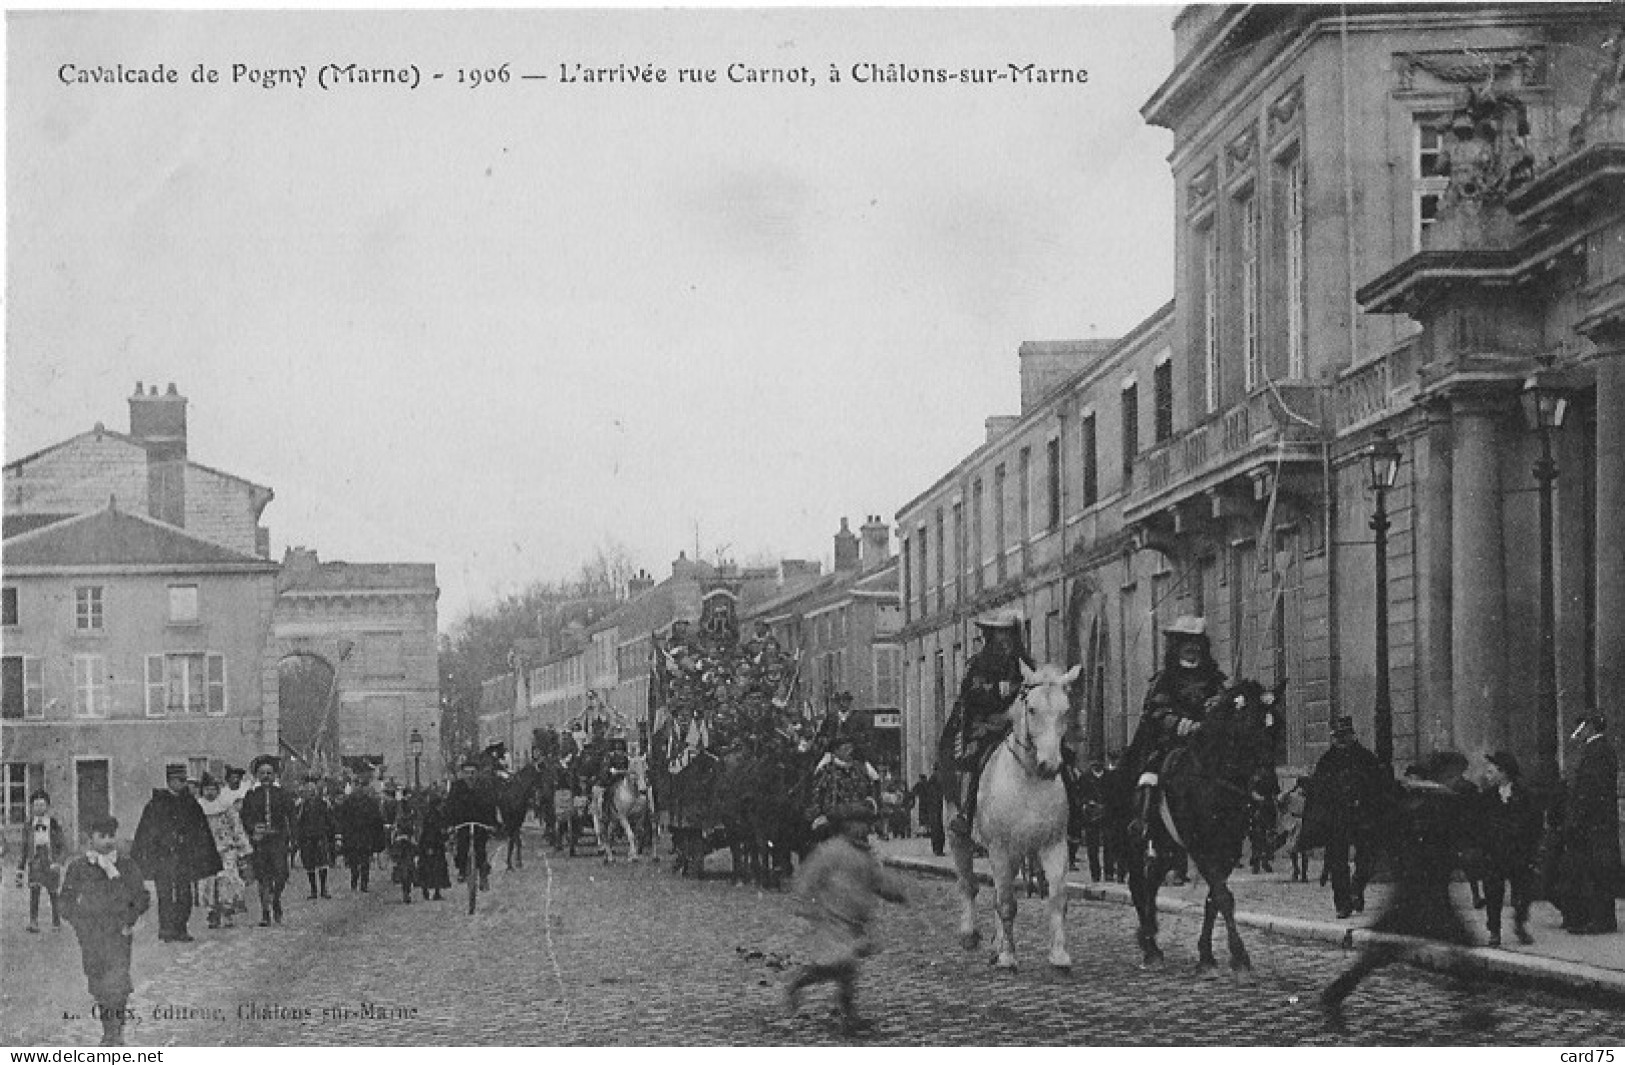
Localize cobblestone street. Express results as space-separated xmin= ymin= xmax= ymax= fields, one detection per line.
xmin=4 ymin=837 xmax=1622 ymax=1046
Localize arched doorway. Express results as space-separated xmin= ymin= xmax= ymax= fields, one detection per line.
xmin=278 ymin=653 xmax=338 ymax=766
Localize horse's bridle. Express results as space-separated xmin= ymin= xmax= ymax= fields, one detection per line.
xmin=1000 ymin=683 xmax=1055 ymax=779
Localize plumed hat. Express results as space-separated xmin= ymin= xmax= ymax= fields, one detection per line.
xmin=249 ymin=754 xmax=281 ymax=775
xmin=975 ymin=608 xmax=1024 ymax=630
xmin=1162 ymin=615 xmax=1207 ymax=637
xmin=1485 ymin=750 xmax=1522 ymax=780
xmin=1330 ymin=716 xmax=1356 ymax=736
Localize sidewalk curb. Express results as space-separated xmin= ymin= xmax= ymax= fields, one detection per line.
xmin=883 ymin=854 xmax=1625 ymax=1004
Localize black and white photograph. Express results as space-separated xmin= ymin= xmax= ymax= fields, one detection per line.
xmin=3 ymin=2 xmax=1623 ymax=1049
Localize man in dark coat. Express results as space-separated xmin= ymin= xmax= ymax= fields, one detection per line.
xmin=1124 ymin=616 xmax=1227 ymax=838
xmin=240 ymin=755 xmax=297 ymax=926
xmin=1320 ymin=750 xmax=1484 ymax=1029
xmin=909 ymin=770 xmax=945 ymax=857
xmin=1304 ymin=716 xmax=1385 ymax=919
xmin=940 ymin=609 xmax=1034 ymax=838
xmin=444 ymin=757 xmax=500 ymax=888
xmin=295 ymin=776 xmax=337 ymax=900
xmin=1100 ymin=749 xmax=1134 ymax=882
xmin=335 ymin=770 xmax=387 ymax=893
xmin=1560 ymin=714 xmax=1621 ymax=934
xmin=1071 ymin=756 xmax=1109 ymax=880
xmin=131 ymin=764 xmax=221 ymax=942
xmin=1476 ymin=750 xmax=1542 ymax=946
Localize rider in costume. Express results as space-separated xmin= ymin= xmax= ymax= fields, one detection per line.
xmin=1124 ymin=615 xmax=1227 ymax=835
xmin=941 ymin=609 xmax=1034 ymax=839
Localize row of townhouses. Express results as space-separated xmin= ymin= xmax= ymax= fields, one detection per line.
xmin=898 ymin=3 xmax=1625 ymax=795
xmin=2 ymin=384 xmax=440 ymax=842
xmin=477 ymin=520 xmax=904 ymax=768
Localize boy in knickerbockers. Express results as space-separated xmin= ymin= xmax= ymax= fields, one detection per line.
xmin=58 ymin=815 xmax=150 ymax=1046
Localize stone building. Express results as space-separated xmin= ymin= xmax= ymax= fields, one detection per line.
xmin=896 ymin=4 xmax=1624 ymax=798
xmin=3 ymin=384 xmax=441 ymax=817
xmin=744 ymin=517 xmax=903 ymax=767
xmin=1 ymin=502 xmax=278 ymax=838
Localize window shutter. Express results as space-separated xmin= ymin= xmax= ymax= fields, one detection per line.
xmin=207 ymin=653 xmax=227 ymax=716
xmin=146 ymin=655 xmax=166 ymax=717
xmin=23 ymin=658 xmax=43 ymax=719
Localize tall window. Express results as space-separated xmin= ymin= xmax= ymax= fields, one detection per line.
xmin=3 ymin=763 xmax=33 ymax=824
xmin=1018 ymin=448 xmax=1032 ymax=545
xmin=1121 ymin=380 xmax=1139 ymax=477
xmin=917 ymin=525 xmax=929 ymax=616
xmin=1239 ymin=188 xmax=1261 ymax=391
xmin=1 ymin=588 xmax=16 ymax=627
xmin=1414 ymin=114 xmax=1449 ymax=248
xmin=145 ymin=652 xmax=227 ymax=716
xmin=1199 ymin=221 xmax=1219 ymax=412
xmin=75 ymin=586 xmax=104 ymax=631
xmin=1 ymin=657 xmax=43 ymax=720
xmin=952 ymin=502 xmax=965 ymax=604
xmin=1281 ymin=151 xmax=1306 ymax=378
xmin=1082 ymin=413 xmax=1099 ymax=507
xmin=994 ymin=464 xmax=1008 ymax=582
xmin=1046 ymin=437 xmax=1061 ymax=530
xmin=934 ymin=509 xmax=946 ymax=612
xmin=901 ymin=537 xmax=911 ymax=623
xmin=873 ymin=647 xmax=901 ymax=710
xmin=1154 ymin=356 xmax=1174 ymax=442
xmin=73 ymin=655 xmax=109 ymax=718
xmin=972 ymin=479 xmax=985 ymax=591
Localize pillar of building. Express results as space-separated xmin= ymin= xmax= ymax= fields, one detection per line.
xmin=1449 ymin=390 xmax=1510 ymax=757
xmin=1418 ymin=399 xmax=1454 ymax=753
xmin=1592 ymin=335 xmax=1625 ymax=742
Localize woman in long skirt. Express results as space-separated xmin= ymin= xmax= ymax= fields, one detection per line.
xmin=415 ymin=794 xmax=452 ymax=901
xmin=197 ymin=775 xmax=252 ymax=928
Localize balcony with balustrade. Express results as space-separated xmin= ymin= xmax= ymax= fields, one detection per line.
xmin=1123 ymin=381 xmax=1325 ymax=525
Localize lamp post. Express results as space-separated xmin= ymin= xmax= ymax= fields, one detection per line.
xmin=1522 ymin=371 xmax=1568 ymax=784
xmin=409 ymin=728 xmax=424 ymax=791
xmin=1367 ymin=430 xmax=1401 ymax=769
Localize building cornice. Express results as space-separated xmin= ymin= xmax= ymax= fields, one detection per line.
xmin=5 ymin=561 xmax=279 ymax=578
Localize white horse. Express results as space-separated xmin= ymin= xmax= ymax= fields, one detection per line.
xmin=593 ymin=755 xmax=656 ymax=861
xmin=947 ymin=660 xmax=1080 ymax=971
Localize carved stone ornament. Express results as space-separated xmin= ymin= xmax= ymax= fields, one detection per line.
xmin=1226 ymin=128 xmax=1258 ymax=174
xmin=1437 ymin=89 xmax=1535 ymax=209
xmin=1189 ymin=163 xmax=1216 ymax=202
xmin=1395 ymin=47 xmax=1546 ymax=93
xmin=1571 ymin=23 xmax=1625 ymax=150
xmin=1268 ymin=83 xmax=1303 ymax=138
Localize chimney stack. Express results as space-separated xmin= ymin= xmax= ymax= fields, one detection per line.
xmin=130 ymin=381 xmax=189 ymax=527
xmin=859 ymin=515 xmax=890 ymax=572
xmin=834 ymin=517 xmax=859 ymax=573
xmin=626 ymin=569 xmax=656 ymax=599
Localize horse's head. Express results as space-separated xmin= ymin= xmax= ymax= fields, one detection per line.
xmin=1016 ymin=660 xmax=1082 ymax=780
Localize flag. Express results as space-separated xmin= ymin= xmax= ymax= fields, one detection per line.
xmin=648 ymin=632 xmax=669 ymax=735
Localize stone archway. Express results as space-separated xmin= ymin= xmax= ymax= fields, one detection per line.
xmin=277 ymin=653 xmax=338 ymax=766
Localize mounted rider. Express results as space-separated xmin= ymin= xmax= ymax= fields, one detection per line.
xmin=941 ymin=608 xmax=1035 ymax=839
xmin=1125 ymin=614 xmax=1228 ymax=834
xmin=596 ymin=736 xmax=631 ymax=823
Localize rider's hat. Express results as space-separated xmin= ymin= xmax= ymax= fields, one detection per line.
xmin=1162 ymin=615 xmax=1207 ymax=638
xmin=249 ymin=754 xmax=280 ymax=775
xmin=975 ymin=608 xmax=1023 ymax=631
xmin=1485 ymin=750 xmax=1522 ymax=781
xmin=1329 ymin=716 xmax=1356 ymax=737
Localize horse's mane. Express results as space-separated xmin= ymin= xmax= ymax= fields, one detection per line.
xmin=1188 ymin=678 xmax=1282 ymax=780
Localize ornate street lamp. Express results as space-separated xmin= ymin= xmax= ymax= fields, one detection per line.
xmin=1366 ymin=430 xmax=1401 ymax=768
xmin=1522 ymin=370 xmax=1569 ymax=784
xmin=409 ymin=728 xmax=424 ymax=791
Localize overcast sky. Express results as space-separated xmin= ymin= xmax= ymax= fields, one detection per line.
xmin=5 ymin=7 xmax=1177 ymax=629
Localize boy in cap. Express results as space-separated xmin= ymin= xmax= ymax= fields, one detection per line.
xmin=785 ymin=800 xmax=907 ymax=1036
xmin=241 ymin=755 xmax=297 ymax=925
xmin=58 ymin=815 xmax=149 ymax=1046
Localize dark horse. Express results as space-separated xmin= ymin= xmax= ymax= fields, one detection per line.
xmin=1128 ymin=677 xmax=1285 ymax=970
xmin=710 ymin=737 xmax=813 ymax=889
xmin=498 ymin=761 xmax=549 ymax=870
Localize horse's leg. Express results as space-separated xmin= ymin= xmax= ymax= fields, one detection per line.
xmin=619 ymin=809 xmax=639 ymax=860
xmin=948 ymin=814 xmax=980 ymax=951
xmin=1213 ymin=868 xmax=1251 ymax=970
xmin=513 ymin=816 xmax=524 ymax=869
xmin=1196 ymin=886 xmax=1220 ymax=970
xmin=1129 ymin=831 xmax=1166 ymax=966
xmin=1039 ymin=838 xmax=1072 ymax=970
xmin=988 ymin=843 xmax=1020 ymax=971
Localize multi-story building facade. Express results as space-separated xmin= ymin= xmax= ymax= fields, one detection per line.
xmin=745 ymin=517 xmax=903 ymax=767
xmin=899 ymin=4 xmax=1622 ymax=796
xmin=897 ymin=315 xmax=1175 ymax=779
xmin=3 ymin=385 xmax=441 ymax=814
xmin=1 ymin=502 xmax=278 ymax=838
